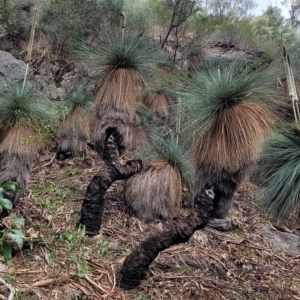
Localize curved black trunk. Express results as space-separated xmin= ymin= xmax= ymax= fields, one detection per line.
xmin=116 ymin=187 xmax=215 ymax=290
xmin=77 ymin=128 xmax=142 ymax=236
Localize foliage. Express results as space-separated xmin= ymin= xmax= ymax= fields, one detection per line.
xmin=178 ymin=60 xmax=279 ymax=139
xmin=204 ymin=0 xmax=257 ymax=21
xmin=0 ymin=0 xmax=31 ymax=39
xmin=37 ymin=0 xmax=124 ymax=57
xmin=148 ymin=130 xmax=194 ymax=189
xmin=0 ymin=81 xmax=50 ymax=131
xmin=76 ymin=30 xmax=169 ymax=84
xmin=59 ymin=226 xmax=89 ymax=277
xmin=136 ymin=104 xmax=194 ymax=189
xmin=251 ymin=6 xmax=299 ymax=50
xmin=0 ymin=182 xmax=26 ymax=264
xmin=124 ymin=0 xmax=155 ymax=34
xmin=63 ymin=83 xmax=92 ymax=114
xmin=212 ymin=17 xmax=259 ymax=49
xmin=254 ymin=125 xmax=300 ymax=221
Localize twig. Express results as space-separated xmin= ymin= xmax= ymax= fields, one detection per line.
xmin=32 ymin=276 xmax=71 ymax=287
xmin=0 ymin=277 xmax=15 ymax=300
xmin=72 ymin=281 xmax=94 ymax=296
xmin=41 ymin=154 xmax=56 ymax=168
xmin=84 ymin=275 xmax=109 ymax=294
xmin=102 ymin=270 xmax=116 ymax=299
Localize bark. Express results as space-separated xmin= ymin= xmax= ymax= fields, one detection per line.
xmin=77 ymin=128 xmax=142 ymax=236
xmin=116 ymin=187 xmax=215 ymax=290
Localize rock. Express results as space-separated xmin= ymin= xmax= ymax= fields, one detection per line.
xmin=34 ymin=74 xmax=58 ymax=100
xmin=208 ymin=217 xmax=232 ymax=231
xmin=0 ymin=50 xmax=33 ymax=81
xmin=0 ymin=262 xmax=8 ymax=272
xmin=108 ymin=240 xmax=120 ymax=251
xmin=259 ymin=224 xmax=300 ymax=257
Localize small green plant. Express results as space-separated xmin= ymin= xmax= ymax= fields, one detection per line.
xmin=0 ymin=182 xmax=26 ymax=264
xmin=135 ymin=292 xmax=150 ymax=300
xmin=97 ymin=237 xmax=108 ymax=255
xmin=59 ymin=226 xmax=89 ymax=277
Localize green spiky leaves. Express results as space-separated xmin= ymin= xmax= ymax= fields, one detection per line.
xmin=255 ymin=125 xmax=300 ymax=221
xmin=63 ymin=83 xmax=92 ymax=113
xmin=76 ymin=31 xmax=170 ymax=82
xmin=179 ymin=60 xmax=279 ymax=137
xmin=149 ymin=131 xmax=194 ymax=189
xmin=0 ymin=81 xmax=50 ymax=130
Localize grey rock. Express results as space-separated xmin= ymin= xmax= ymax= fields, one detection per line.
xmin=259 ymin=224 xmax=300 ymax=257
xmin=0 ymin=50 xmax=33 ymax=81
xmin=208 ymin=217 xmax=232 ymax=231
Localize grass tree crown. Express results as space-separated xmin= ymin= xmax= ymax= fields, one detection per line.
xmin=179 ymin=60 xmax=279 ymax=136
xmin=0 ymin=81 xmax=51 ymax=131
xmin=177 ymin=60 xmax=280 ymax=173
xmin=63 ymin=83 xmax=92 ymax=113
xmin=76 ymin=31 xmax=171 ymax=82
xmin=255 ymin=124 xmax=300 ymax=221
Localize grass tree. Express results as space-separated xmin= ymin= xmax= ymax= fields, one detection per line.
xmin=0 ymin=81 xmax=50 ymax=206
xmin=253 ymin=125 xmax=300 ymax=221
xmin=143 ymin=70 xmax=175 ymax=125
xmin=185 ymin=45 xmax=206 ymax=72
xmin=57 ymin=83 xmax=92 ymax=159
xmin=253 ymin=48 xmax=300 ymax=221
xmin=115 ymin=60 xmax=281 ymax=290
xmin=124 ymin=129 xmax=193 ymax=221
xmin=76 ymin=31 xmax=169 ymax=157
xmin=181 ymin=60 xmax=279 ymax=220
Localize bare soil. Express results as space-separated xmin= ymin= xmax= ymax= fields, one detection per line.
xmin=0 ymin=148 xmax=300 ymax=300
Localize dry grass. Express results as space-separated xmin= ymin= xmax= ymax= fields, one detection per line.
xmin=57 ymin=107 xmax=91 ymax=158
xmin=144 ymin=92 xmax=171 ymax=125
xmin=195 ymin=102 xmax=276 ymax=174
xmin=0 ymin=126 xmax=37 ymax=157
xmin=0 ymin=126 xmax=38 ymax=201
xmin=95 ymin=68 xmax=146 ymax=121
xmin=124 ymin=161 xmax=182 ymax=221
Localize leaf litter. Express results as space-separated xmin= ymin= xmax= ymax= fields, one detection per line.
xmin=0 ymin=148 xmax=300 ymax=300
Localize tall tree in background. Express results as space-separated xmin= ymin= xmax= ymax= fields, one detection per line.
xmin=205 ymin=0 xmax=257 ymax=21
xmin=149 ymin=0 xmax=200 ymax=60
xmin=282 ymin=0 xmax=300 ymax=27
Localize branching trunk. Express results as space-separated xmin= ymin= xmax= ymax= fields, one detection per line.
xmin=116 ymin=187 xmax=215 ymax=290
xmin=160 ymin=0 xmax=197 ymax=50
xmin=77 ymin=128 xmax=142 ymax=236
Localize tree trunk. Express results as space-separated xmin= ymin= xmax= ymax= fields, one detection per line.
xmin=116 ymin=187 xmax=215 ymax=290
xmin=77 ymin=128 xmax=142 ymax=236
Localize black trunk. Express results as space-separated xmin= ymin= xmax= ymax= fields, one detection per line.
xmin=77 ymin=128 xmax=142 ymax=236
xmin=194 ymin=164 xmax=247 ymax=219
xmin=116 ymin=187 xmax=215 ymax=290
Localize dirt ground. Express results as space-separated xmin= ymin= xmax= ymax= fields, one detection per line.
xmin=0 ymin=147 xmax=300 ymax=300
